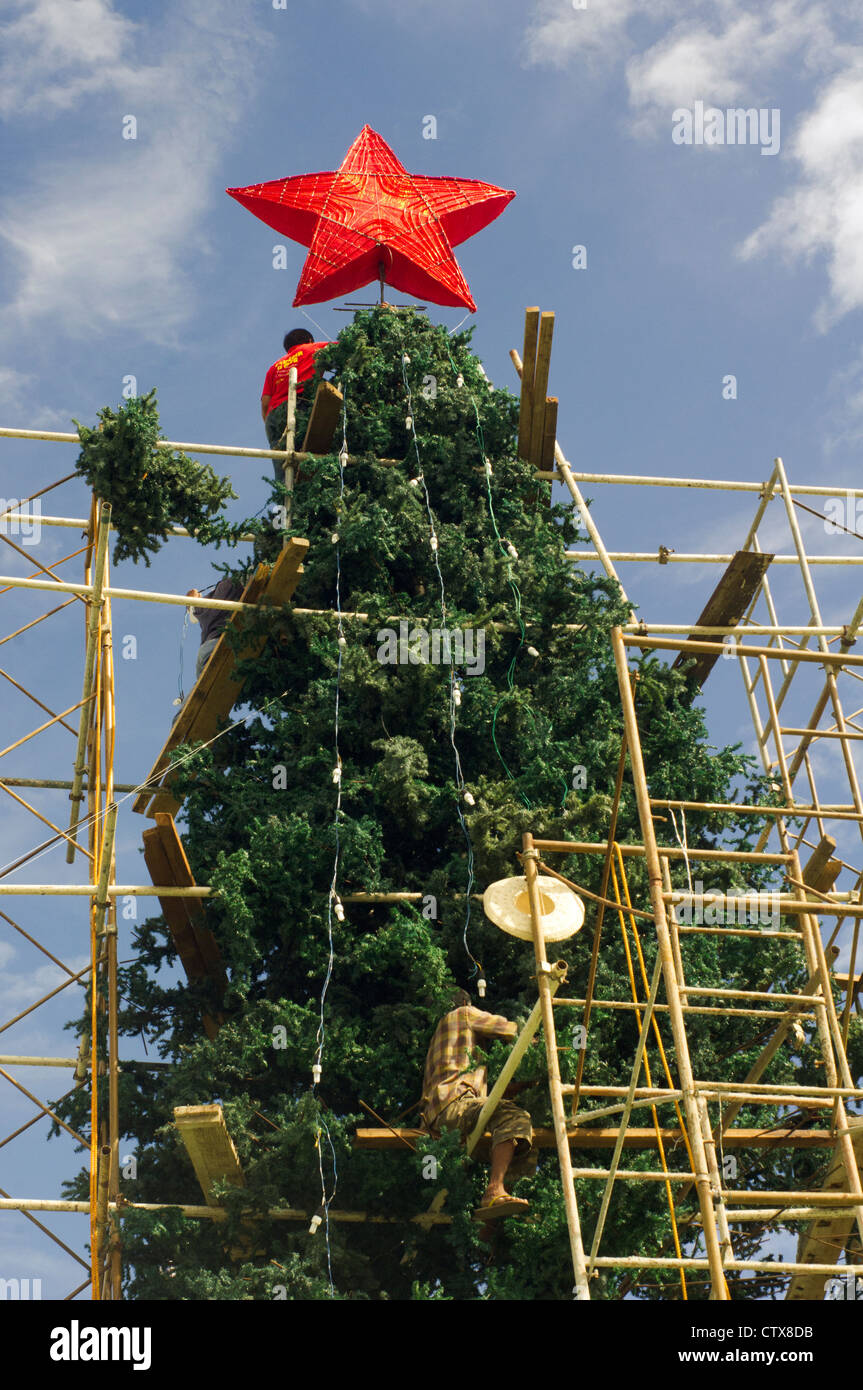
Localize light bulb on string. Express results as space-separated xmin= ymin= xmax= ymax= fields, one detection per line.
xmin=463 ymin=790 xmax=475 ymax=807
xmin=505 ymin=542 xmax=518 ymax=560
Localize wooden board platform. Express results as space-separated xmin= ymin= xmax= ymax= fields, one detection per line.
xmin=133 ymin=538 xmax=307 ymax=818
xmin=786 ymin=1119 xmax=863 ymax=1300
xmin=672 ymin=551 xmax=773 ymax=687
xmin=301 ymin=380 xmax=343 ymax=455
xmin=354 ymin=1126 xmax=838 ymax=1152
xmin=174 ymin=1104 xmax=245 ymax=1206
xmin=142 ymin=812 xmax=225 ymax=1040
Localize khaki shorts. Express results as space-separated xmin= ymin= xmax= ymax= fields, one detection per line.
xmin=435 ymin=1096 xmax=536 ymax=1178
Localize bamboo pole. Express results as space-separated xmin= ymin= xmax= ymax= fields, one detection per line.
xmin=623 ymin=632 xmax=863 ymax=667
xmin=568 ymin=551 xmax=863 ymax=567
xmin=610 ymin=624 xmax=729 ymax=1299
xmin=535 ymin=839 xmax=791 ymax=864
xmin=66 ymin=503 xmax=110 ymax=861
xmin=523 ymin=833 xmax=591 ymax=1299
xmin=466 ymin=963 xmax=565 ymax=1155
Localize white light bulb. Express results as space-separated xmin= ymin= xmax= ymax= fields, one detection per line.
xmin=339 ymin=450 xmax=349 ymax=468
xmin=477 ymin=977 xmax=487 ymax=998
xmin=453 ymin=687 xmax=462 ymax=707
xmin=405 ymin=416 xmax=413 ymax=430
xmin=409 ymin=477 xmax=420 ymax=487
xmin=312 ymin=1063 xmax=322 ymax=1085
xmin=506 ymin=542 xmax=518 ymax=560
xmin=334 ymin=899 xmax=345 ymax=922
xmin=527 ymin=646 xmax=540 ymax=658
xmin=309 ymin=1214 xmax=322 ymax=1235
xmin=463 ymin=790 xmax=475 ymax=807
xmin=338 ymin=635 xmax=347 ymax=648
xmin=172 ymin=696 xmax=183 ymax=707
xmin=402 ymin=353 xmax=411 ymax=364
xmin=484 ymin=457 xmax=493 ymax=477
xmin=332 ymin=766 xmax=342 ymax=784
xmin=430 ymin=534 xmax=438 ymax=552
xmin=331 ymin=532 xmax=339 ymax=544
xmin=456 ymin=374 xmax=464 ymax=388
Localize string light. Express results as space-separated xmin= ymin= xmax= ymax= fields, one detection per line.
xmin=399 ymin=334 xmax=483 ymax=983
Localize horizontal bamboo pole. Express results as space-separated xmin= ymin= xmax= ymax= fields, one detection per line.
xmin=704 ymin=1080 xmax=862 ymax=1097
xmin=651 ymin=798 xmax=860 ymax=818
xmin=676 ymin=925 xmax=802 ymax=940
xmin=0 ymin=1197 xmax=449 ymax=1226
xmin=590 ymin=1256 xmax=851 ymax=1274
xmin=723 ymin=1190 xmax=863 ymax=1206
xmin=553 ymin=996 xmax=815 ymax=1021
xmin=623 ymin=632 xmax=863 ymax=667
xmin=720 ymin=1207 xmax=863 ymax=1222
xmin=622 ymin=624 xmax=848 ymax=636
xmin=570 ymin=1092 xmax=685 ymax=1125
xmin=0 ymin=425 xmax=400 ymax=468
xmin=0 ymin=1055 xmax=168 ymax=1069
xmin=0 ymin=778 xmax=138 ymax=792
xmin=533 ymin=839 xmax=791 ymax=864
xmin=681 ymin=986 xmax=821 ymax=1004
xmin=551 ymin=470 xmax=863 ymax=498
xmin=572 ymin=1168 xmax=697 ymax=1182
xmin=569 ymin=550 xmax=863 ymax=567
xmin=664 ymin=891 xmax=863 ymax=916
xmin=0 ymin=885 xmax=210 ymax=896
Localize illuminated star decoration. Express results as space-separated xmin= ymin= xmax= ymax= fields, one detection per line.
xmin=226 ymin=124 xmax=515 ymax=310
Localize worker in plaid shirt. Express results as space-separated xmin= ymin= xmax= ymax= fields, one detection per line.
xmin=421 ymin=989 xmax=535 ymax=1221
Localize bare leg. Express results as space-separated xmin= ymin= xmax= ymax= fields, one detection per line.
xmin=485 ymin=1139 xmax=517 ymax=1201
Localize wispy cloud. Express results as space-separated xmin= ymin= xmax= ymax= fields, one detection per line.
xmin=524 ymin=2 xmax=863 ymax=327
xmin=0 ymin=0 xmax=262 ymax=345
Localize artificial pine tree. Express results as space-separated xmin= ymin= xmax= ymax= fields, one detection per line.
xmin=58 ymin=308 xmax=858 ymax=1300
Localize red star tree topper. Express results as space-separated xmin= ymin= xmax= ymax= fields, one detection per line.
xmin=226 ymin=125 xmax=515 ymax=311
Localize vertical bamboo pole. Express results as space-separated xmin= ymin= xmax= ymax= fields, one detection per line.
xmin=757 ymin=653 xmax=863 ymax=1245
xmin=610 ymin=626 xmax=729 ymax=1298
xmin=522 ymin=832 xmax=591 ymax=1299
xmin=67 ymin=502 xmax=111 ymax=860
xmin=282 ymin=366 xmax=298 ymax=543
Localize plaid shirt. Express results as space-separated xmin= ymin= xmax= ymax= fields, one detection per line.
xmin=421 ymin=1006 xmax=517 ymax=1130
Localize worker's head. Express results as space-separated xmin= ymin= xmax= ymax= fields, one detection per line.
xmin=448 ymin=987 xmax=471 ymax=1010
xmin=283 ymin=328 xmax=314 ymax=353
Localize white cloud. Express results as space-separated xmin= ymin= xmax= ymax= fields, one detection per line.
xmin=0 ymin=0 xmax=261 ymax=345
xmin=740 ymin=69 xmax=863 ymax=328
xmin=0 ymin=0 xmax=143 ymax=115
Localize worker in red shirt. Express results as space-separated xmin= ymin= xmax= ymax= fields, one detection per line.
xmin=262 ymin=329 xmax=330 ymax=478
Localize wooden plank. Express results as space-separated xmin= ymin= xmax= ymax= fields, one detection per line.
xmin=142 ymin=813 xmax=225 ymax=1040
xmin=354 ymin=1126 xmax=838 ymax=1152
xmin=133 ymin=538 xmax=308 ymax=816
xmin=301 ymin=380 xmax=343 ymax=455
xmin=539 ymin=397 xmax=558 ymax=473
xmin=671 ymin=550 xmax=774 ymax=687
xmin=174 ymin=1104 xmax=245 ymax=1206
xmin=517 ymin=308 xmax=540 ymax=462
xmin=528 ymin=312 xmax=555 ymax=467
xmin=786 ymin=1119 xmax=863 ymax=1299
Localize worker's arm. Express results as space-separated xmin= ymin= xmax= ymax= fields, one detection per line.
xmin=261 ymin=394 xmax=271 ymax=422
xmin=467 ymin=1007 xmax=517 ymax=1041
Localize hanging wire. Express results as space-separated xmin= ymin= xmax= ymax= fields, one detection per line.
xmin=314 ymin=397 xmax=348 ymax=1088
xmin=315 ymin=1115 xmax=338 ymax=1297
xmin=443 ymin=346 xmax=539 ymax=808
xmin=399 ymin=342 xmax=481 ymax=980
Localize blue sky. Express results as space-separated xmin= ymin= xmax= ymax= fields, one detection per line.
xmin=1 ymin=0 xmax=862 ymax=1298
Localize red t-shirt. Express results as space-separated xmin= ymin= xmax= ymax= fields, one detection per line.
xmin=262 ymin=341 xmax=329 ymax=415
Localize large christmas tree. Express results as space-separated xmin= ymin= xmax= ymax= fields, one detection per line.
xmin=59 ymin=307 xmax=851 ymax=1300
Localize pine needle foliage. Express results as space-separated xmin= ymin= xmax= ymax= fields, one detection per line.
xmin=74 ymin=389 xmax=236 ymax=565
xmin=57 ymin=309 xmax=852 ymax=1301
